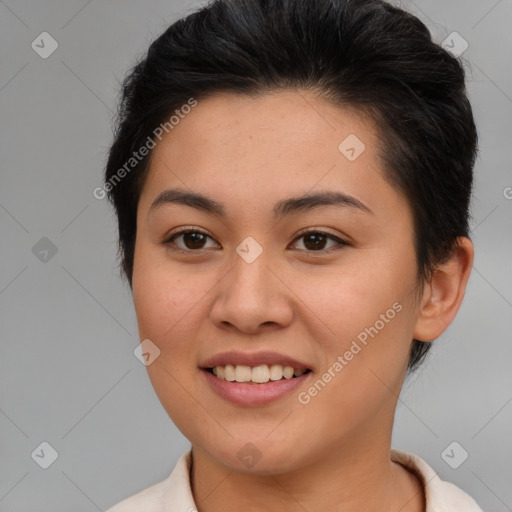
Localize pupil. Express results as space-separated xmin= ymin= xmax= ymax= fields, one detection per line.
xmin=304 ymin=233 xmax=326 ymax=250
xmin=184 ymin=232 xmax=206 ymax=249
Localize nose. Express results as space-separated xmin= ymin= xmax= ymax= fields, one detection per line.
xmin=209 ymin=247 xmax=294 ymax=335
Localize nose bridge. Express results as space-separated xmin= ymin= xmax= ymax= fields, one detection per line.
xmin=229 ymin=237 xmax=275 ymax=303
xmin=209 ymin=237 xmax=293 ymax=332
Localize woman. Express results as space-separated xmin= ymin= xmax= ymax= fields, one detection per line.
xmin=103 ymin=0 xmax=483 ymax=510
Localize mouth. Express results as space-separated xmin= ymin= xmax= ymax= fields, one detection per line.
xmin=199 ymin=351 xmax=313 ymax=406
xmin=204 ymin=364 xmax=312 ymax=384
xmin=201 ymin=363 xmax=313 ymax=406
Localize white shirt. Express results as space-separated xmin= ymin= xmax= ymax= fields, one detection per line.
xmin=105 ymin=449 xmax=484 ymax=512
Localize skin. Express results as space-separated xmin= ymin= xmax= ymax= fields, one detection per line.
xmin=131 ymin=89 xmax=473 ymax=512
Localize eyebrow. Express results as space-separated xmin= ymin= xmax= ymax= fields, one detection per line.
xmin=148 ymin=188 xmax=373 ymax=219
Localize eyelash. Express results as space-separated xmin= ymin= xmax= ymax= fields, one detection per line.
xmin=162 ymin=227 xmax=350 ymax=254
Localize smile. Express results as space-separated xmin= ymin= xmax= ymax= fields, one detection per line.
xmin=207 ymin=364 xmax=311 ymax=384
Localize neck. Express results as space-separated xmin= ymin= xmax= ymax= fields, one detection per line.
xmin=190 ymin=424 xmax=424 ymax=512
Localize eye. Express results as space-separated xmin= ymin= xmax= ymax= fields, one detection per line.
xmin=289 ymin=230 xmax=348 ymax=252
xmin=163 ymin=228 xmax=349 ymax=253
xmin=163 ymin=228 xmax=219 ymax=251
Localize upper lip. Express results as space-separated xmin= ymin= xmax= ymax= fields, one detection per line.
xmin=200 ymin=351 xmax=311 ymax=371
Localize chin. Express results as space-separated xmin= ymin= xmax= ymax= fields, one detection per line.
xmin=195 ymin=434 xmax=310 ymax=475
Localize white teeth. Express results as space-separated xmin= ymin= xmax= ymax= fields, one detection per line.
xmin=251 ymin=365 xmax=270 ymax=383
xmin=269 ymin=364 xmax=283 ymax=381
xmin=224 ymin=364 xmax=236 ymax=382
xmin=283 ymin=366 xmax=294 ymax=379
xmin=235 ymin=365 xmax=252 ymax=382
xmin=210 ymin=364 xmax=308 ymax=383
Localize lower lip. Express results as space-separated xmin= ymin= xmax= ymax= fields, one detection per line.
xmin=201 ymin=369 xmax=312 ymax=407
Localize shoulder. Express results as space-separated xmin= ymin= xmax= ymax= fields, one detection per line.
xmin=390 ymin=449 xmax=484 ymax=512
xmin=105 ymin=480 xmax=167 ymax=512
xmin=104 ymin=451 xmax=194 ymax=512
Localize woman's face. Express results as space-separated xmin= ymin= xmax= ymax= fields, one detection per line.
xmin=132 ymin=89 xmax=424 ymax=473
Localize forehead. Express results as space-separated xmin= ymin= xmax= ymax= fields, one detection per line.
xmin=138 ymin=89 xmax=408 ymax=225
xmin=151 ymin=89 xmax=378 ymax=162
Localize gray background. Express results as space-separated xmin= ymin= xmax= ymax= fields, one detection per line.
xmin=1 ymin=0 xmax=511 ymax=510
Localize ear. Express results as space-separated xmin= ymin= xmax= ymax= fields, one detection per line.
xmin=413 ymin=237 xmax=474 ymax=342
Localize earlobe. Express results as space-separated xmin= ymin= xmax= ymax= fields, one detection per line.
xmin=413 ymin=237 xmax=474 ymax=342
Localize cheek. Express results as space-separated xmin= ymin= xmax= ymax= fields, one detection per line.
xmin=294 ymin=261 xmax=416 ymax=393
xmin=298 ymin=301 xmax=413 ymax=444
xmin=131 ymin=248 xmax=210 ymax=433
xmin=132 ymin=245 xmax=210 ymax=343
xmin=293 ymin=259 xmax=410 ymax=340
